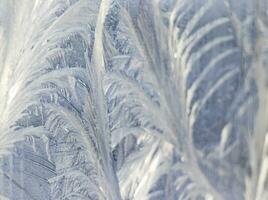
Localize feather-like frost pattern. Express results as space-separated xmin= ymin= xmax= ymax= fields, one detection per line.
xmin=1 ymin=0 xmax=268 ymax=200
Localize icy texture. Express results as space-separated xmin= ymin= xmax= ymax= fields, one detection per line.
xmin=0 ymin=0 xmax=268 ymax=199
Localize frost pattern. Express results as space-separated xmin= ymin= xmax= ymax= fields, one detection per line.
xmin=0 ymin=0 xmax=268 ymax=199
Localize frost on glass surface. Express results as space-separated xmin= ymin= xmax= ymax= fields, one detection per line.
xmin=0 ymin=0 xmax=268 ymax=199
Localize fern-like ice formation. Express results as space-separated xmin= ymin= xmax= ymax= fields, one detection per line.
xmin=0 ymin=0 xmax=268 ymax=199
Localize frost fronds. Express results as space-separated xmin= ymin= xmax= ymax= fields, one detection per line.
xmin=1 ymin=0 xmax=268 ymax=200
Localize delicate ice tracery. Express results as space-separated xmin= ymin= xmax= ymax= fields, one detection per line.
xmin=0 ymin=0 xmax=268 ymax=199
